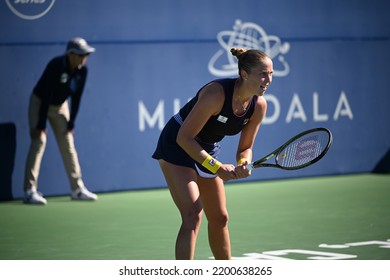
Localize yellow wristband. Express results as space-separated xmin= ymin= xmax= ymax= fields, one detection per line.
xmin=202 ymin=155 xmax=222 ymax=174
xmin=237 ymin=158 xmax=249 ymax=165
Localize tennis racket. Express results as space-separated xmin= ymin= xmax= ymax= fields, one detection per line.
xmin=246 ymin=127 xmax=333 ymax=170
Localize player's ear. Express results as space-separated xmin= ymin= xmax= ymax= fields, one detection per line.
xmin=240 ymin=69 xmax=249 ymax=80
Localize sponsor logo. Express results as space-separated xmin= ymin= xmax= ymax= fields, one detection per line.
xmin=217 ymin=115 xmax=228 ymax=123
xmin=208 ymin=158 xmax=217 ymax=166
xmin=137 ymin=90 xmax=354 ymax=132
xmin=5 ymin=0 xmax=56 ymax=20
xmin=208 ymin=19 xmax=290 ymax=77
xmin=295 ymin=136 xmax=318 ymax=160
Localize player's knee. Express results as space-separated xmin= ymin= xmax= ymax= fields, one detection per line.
xmin=209 ymin=211 xmax=229 ymax=229
xmin=181 ymin=207 xmax=203 ymax=230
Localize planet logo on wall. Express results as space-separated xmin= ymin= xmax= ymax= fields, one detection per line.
xmin=209 ymin=19 xmax=290 ymax=78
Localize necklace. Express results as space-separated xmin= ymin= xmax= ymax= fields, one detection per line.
xmin=236 ymin=95 xmax=247 ymax=112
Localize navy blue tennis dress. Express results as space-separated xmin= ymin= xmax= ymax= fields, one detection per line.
xmin=152 ymin=78 xmax=258 ymax=178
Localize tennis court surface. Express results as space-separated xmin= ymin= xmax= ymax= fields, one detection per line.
xmin=0 ymin=173 xmax=389 ymax=260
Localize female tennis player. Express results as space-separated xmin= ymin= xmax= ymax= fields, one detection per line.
xmin=152 ymin=48 xmax=273 ymax=259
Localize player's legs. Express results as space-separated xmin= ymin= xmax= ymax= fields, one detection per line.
xmin=159 ymin=159 xmax=203 ymax=260
xmin=198 ymin=176 xmax=231 ymax=260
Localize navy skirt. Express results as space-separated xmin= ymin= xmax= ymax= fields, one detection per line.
xmin=152 ymin=116 xmax=221 ymax=178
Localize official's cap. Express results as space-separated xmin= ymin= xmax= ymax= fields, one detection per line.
xmin=66 ymin=37 xmax=95 ymax=55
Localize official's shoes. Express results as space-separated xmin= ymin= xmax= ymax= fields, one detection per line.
xmin=23 ymin=190 xmax=47 ymax=205
xmin=71 ymin=187 xmax=98 ymax=201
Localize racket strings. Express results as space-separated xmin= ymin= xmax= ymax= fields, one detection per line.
xmin=278 ymin=132 xmax=330 ymax=168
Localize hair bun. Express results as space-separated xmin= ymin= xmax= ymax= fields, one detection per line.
xmin=230 ymin=48 xmax=247 ymax=58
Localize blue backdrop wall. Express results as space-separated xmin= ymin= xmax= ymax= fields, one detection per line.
xmin=1 ymin=0 xmax=389 ymax=199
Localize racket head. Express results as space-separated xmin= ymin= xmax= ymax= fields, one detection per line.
xmin=275 ymin=127 xmax=333 ymax=170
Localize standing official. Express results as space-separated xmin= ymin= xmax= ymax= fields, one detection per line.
xmin=23 ymin=37 xmax=98 ymax=205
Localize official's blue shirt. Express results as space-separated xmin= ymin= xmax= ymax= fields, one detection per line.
xmin=33 ymin=55 xmax=88 ymax=130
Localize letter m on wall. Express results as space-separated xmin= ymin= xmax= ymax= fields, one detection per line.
xmin=138 ymin=100 xmax=165 ymax=131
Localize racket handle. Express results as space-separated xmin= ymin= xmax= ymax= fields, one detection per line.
xmin=246 ymin=163 xmax=254 ymax=170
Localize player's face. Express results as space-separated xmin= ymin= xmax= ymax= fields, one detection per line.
xmin=246 ymin=58 xmax=273 ymax=96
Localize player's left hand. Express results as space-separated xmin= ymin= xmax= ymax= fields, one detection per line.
xmin=234 ymin=164 xmax=251 ymax=178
